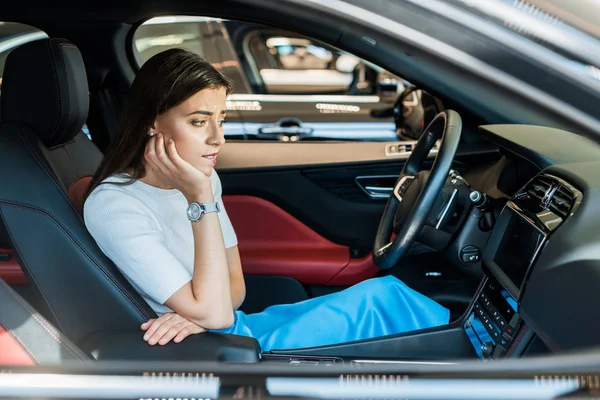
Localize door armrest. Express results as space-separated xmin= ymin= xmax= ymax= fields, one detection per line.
xmin=78 ymin=331 xmax=261 ymax=363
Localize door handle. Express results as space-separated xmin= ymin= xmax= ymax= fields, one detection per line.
xmin=364 ymin=186 xmax=394 ymax=198
xmin=355 ymin=175 xmax=398 ymax=199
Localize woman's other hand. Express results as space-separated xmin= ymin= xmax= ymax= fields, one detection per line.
xmin=144 ymin=133 xmax=214 ymax=202
xmin=141 ymin=312 xmax=206 ymax=345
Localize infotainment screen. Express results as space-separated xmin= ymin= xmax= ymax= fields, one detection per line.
xmin=492 ymin=211 xmax=545 ymax=290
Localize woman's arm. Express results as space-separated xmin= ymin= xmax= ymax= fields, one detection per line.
xmin=164 ymin=209 xmax=234 ymax=329
xmin=226 ymin=246 xmax=246 ymax=310
xmin=148 ymin=134 xmax=234 ymax=329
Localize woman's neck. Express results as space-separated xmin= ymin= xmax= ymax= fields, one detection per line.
xmin=134 ymin=167 xmax=174 ymax=190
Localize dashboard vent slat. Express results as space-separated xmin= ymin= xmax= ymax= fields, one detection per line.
xmin=549 ymin=186 xmax=576 ymax=218
xmin=526 ymin=177 xmax=552 ymax=201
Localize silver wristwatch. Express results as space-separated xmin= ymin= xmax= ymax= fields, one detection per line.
xmin=186 ymin=202 xmax=220 ymax=222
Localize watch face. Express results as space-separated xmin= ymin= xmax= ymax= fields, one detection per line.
xmin=187 ymin=203 xmax=203 ymax=221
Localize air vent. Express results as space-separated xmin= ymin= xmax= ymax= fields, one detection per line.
xmin=549 ymin=185 xmax=576 ymax=219
xmin=526 ymin=176 xmax=553 ymax=202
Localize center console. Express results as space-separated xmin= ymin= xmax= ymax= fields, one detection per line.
xmin=259 ymin=174 xmax=580 ymax=365
xmin=463 ymin=174 xmax=580 ymax=359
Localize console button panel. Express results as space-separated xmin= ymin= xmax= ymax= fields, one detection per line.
xmin=464 ymin=277 xmax=521 ymax=359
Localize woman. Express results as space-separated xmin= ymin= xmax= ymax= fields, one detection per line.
xmin=84 ymin=48 xmax=449 ymax=351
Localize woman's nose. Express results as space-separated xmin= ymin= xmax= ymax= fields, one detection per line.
xmin=207 ymin=123 xmax=226 ymax=146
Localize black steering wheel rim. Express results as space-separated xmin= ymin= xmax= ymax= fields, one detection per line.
xmin=373 ymin=110 xmax=462 ymax=270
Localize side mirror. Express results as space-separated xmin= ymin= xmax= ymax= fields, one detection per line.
xmin=371 ymin=86 xmax=438 ymax=140
xmin=335 ymin=54 xmax=360 ymax=73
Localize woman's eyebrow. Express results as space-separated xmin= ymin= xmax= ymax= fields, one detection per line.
xmin=186 ymin=110 xmax=227 ymax=116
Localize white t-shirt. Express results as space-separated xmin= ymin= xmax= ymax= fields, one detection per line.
xmin=83 ymin=170 xmax=238 ymax=315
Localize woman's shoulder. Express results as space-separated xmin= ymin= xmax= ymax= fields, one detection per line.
xmin=84 ymin=174 xmax=148 ymax=217
xmin=86 ymin=174 xmax=138 ymax=200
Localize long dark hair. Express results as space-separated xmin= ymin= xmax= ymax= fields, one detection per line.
xmin=85 ymin=48 xmax=233 ymax=200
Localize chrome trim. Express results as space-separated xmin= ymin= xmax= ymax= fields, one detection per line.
xmin=266 ymin=377 xmax=578 ymax=399
xmin=142 ymin=16 xmax=221 ymax=25
xmin=365 ymin=186 xmax=393 ymax=193
xmin=375 ymin=241 xmax=394 ymax=256
xmin=355 ymin=175 xmax=398 ymax=199
xmin=385 ymin=140 xmax=439 ymax=157
xmin=436 ymin=188 xmax=459 ymax=230
xmin=0 ymin=373 xmax=220 ymax=399
xmin=541 ymin=182 xmax=559 ymax=209
xmin=228 ymin=94 xmax=381 ymax=103
xmin=394 ymin=175 xmax=415 ymax=202
xmin=351 ymin=359 xmax=457 ymax=365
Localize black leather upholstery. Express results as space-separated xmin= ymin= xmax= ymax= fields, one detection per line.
xmin=1 ymin=38 xmax=88 ymax=149
xmin=79 ymin=331 xmax=261 ymax=363
xmin=0 ymin=38 xmax=156 ymax=344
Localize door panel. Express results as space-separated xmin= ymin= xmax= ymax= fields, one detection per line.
xmin=216 ymin=140 xmax=433 ymax=169
xmin=223 ymin=195 xmax=378 ymax=285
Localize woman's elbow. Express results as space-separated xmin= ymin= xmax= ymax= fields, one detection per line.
xmin=194 ymin=309 xmax=234 ymax=330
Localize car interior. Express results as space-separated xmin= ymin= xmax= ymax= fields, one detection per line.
xmin=0 ymin=0 xmax=599 ymax=368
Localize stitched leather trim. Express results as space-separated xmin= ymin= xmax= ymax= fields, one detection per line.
xmin=1 ymin=279 xmax=84 ymax=360
xmin=0 ymin=208 xmax=63 ymax=332
xmin=4 ymin=326 xmax=38 ymax=365
xmin=0 ymin=200 xmax=153 ymax=321
xmin=451 ymin=276 xmax=486 ymax=324
xmin=20 ymin=129 xmax=74 ymax=212
xmin=505 ymin=325 xmax=530 ymax=357
xmin=44 ymin=39 xmax=62 ymax=142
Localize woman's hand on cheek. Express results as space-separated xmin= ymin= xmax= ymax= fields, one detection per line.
xmin=141 ymin=312 xmax=206 ymax=345
xmin=145 ymin=133 xmax=214 ymax=202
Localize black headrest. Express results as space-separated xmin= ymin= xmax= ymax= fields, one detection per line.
xmin=1 ymin=38 xmax=89 ymax=148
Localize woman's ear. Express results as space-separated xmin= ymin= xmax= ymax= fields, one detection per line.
xmin=149 ymin=122 xmax=158 ymax=136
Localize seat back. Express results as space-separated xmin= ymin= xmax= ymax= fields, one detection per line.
xmin=0 ymin=38 xmax=155 ymax=344
xmin=0 ymin=278 xmax=88 ymax=365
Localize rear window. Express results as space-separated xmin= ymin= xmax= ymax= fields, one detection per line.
xmin=0 ymin=22 xmax=47 ymax=82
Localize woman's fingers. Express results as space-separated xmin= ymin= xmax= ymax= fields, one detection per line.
xmin=141 ymin=313 xmax=205 ymax=345
xmin=157 ymin=322 xmax=187 ymax=345
xmin=143 ymin=313 xmax=174 ymax=343
xmin=154 ymin=133 xmax=176 ymax=171
xmin=173 ymin=327 xmax=192 ymax=343
xmin=141 ymin=319 xmax=155 ymax=330
xmin=165 ymin=137 xmax=189 ymax=169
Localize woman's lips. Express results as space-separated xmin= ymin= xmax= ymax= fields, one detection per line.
xmin=203 ymin=153 xmax=218 ymax=166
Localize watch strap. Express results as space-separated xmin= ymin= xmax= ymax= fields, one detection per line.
xmin=201 ymin=202 xmax=220 ymax=213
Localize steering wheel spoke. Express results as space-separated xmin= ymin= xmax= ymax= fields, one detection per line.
xmin=393 ymin=175 xmax=416 ymax=203
xmin=373 ymin=110 xmax=463 ymax=270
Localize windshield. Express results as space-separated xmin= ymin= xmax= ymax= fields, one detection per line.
xmin=450 ymin=0 xmax=600 ymax=81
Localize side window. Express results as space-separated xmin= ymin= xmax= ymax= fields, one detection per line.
xmin=133 ymin=17 xmax=433 ymax=142
xmin=247 ymin=34 xmax=380 ymax=96
xmin=0 ymin=22 xmax=48 ymax=84
xmin=133 ymin=17 xmax=251 ymax=94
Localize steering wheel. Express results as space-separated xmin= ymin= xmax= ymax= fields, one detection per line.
xmin=373 ymin=110 xmax=462 ymax=269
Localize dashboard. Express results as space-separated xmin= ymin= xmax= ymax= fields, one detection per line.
xmin=463 ymin=124 xmax=600 ymax=357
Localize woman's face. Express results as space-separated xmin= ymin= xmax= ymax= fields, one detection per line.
xmin=153 ymin=87 xmax=227 ymax=176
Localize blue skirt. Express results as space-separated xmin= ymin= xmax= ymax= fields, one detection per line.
xmin=216 ymin=275 xmax=449 ymax=351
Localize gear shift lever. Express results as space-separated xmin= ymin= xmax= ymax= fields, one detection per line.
xmin=470 ymin=190 xmax=495 ymax=231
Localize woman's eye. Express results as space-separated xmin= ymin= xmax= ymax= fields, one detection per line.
xmin=192 ymin=120 xmax=207 ymax=127
xmin=218 ymin=120 xmax=226 ymax=127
